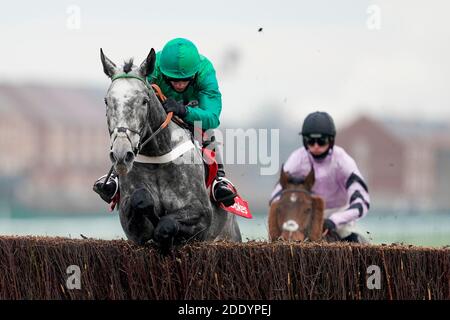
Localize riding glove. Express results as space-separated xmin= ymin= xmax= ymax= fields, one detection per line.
xmin=163 ymin=98 xmax=187 ymax=118
xmin=323 ymin=218 xmax=336 ymax=231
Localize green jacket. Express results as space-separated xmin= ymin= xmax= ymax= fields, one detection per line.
xmin=148 ymin=51 xmax=222 ymax=130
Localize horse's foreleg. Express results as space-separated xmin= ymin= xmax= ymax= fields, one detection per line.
xmin=154 ymin=206 xmax=209 ymax=248
xmin=120 ymin=188 xmax=159 ymax=245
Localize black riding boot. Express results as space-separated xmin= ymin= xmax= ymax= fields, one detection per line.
xmin=212 ymin=164 xmax=237 ymax=207
xmin=200 ymin=132 xmax=238 ymax=207
xmin=93 ymin=173 xmax=119 ymax=203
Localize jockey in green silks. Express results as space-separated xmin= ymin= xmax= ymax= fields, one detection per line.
xmin=150 ymin=38 xmax=221 ymax=130
xmin=93 ymin=38 xmax=238 ymax=208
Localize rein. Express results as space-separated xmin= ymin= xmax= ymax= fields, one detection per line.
xmin=102 ymin=74 xmax=172 ymax=189
xmin=269 ymin=187 xmax=312 ymax=206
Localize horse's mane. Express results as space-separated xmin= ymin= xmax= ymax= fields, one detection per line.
xmin=123 ymin=59 xmax=134 ymax=73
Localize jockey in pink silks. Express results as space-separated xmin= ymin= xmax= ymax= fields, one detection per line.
xmin=270 ymin=111 xmax=370 ymax=242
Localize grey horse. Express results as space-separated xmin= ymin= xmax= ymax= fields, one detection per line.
xmin=100 ymin=48 xmax=241 ymax=249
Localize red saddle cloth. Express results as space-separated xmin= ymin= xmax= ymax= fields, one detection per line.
xmin=202 ymin=147 xmax=218 ymax=189
xmin=222 ymin=196 xmax=252 ymax=219
xmin=202 ymin=147 xmax=252 ymax=219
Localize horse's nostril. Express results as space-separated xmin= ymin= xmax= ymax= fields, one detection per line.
xmin=125 ymin=151 xmax=135 ymax=163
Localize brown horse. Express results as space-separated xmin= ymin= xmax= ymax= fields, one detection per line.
xmin=268 ymin=167 xmax=340 ymax=242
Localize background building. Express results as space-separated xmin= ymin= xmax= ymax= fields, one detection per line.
xmin=0 ymin=84 xmax=109 ymax=214
xmin=338 ymin=115 xmax=450 ymax=213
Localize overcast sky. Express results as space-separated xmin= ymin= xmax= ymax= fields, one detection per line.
xmin=1 ymin=0 xmax=449 ymax=129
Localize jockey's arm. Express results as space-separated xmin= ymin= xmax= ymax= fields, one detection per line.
xmin=184 ymin=72 xmax=222 ymax=130
xmin=328 ymin=156 xmax=371 ymax=227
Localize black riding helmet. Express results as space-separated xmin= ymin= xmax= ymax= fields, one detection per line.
xmin=300 ymin=111 xmax=336 ymax=159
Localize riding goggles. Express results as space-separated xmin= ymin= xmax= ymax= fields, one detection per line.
xmin=304 ymin=136 xmax=330 ymax=147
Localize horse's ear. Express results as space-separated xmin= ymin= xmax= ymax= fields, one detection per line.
xmin=138 ymin=48 xmax=156 ymax=78
xmin=304 ymin=168 xmax=315 ymax=191
xmin=280 ymin=164 xmax=289 ymax=189
xmin=100 ymin=48 xmax=117 ymax=78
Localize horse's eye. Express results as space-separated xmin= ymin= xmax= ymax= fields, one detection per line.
xmin=142 ymin=98 xmax=148 ymax=105
xmin=104 ymin=98 xmax=108 ymax=106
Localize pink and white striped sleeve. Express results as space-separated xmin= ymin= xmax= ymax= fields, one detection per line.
xmin=329 ymin=152 xmax=370 ymax=226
